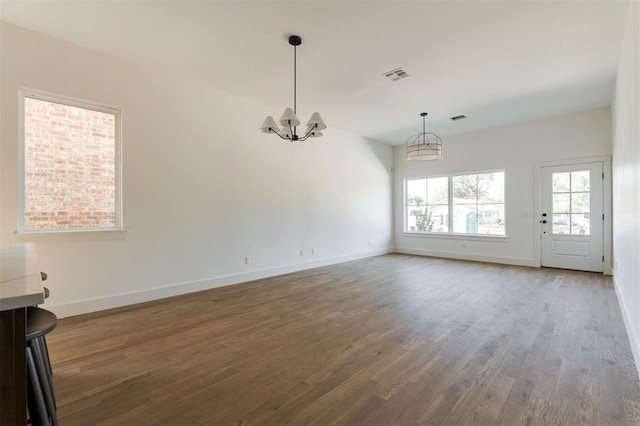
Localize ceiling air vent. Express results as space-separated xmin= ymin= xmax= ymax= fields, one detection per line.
xmin=383 ymin=68 xmax=409 ymax=81
xmin=450 ymin=115 xmax=467 ymax=121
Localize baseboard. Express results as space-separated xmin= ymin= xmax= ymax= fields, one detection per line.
xmin=394 ymin=247 xmax=537 ymax=268
xmin=47 ymin=247 xmax=393 ymax=319
xmin=613 ymin=271 xmax=640 ymax=380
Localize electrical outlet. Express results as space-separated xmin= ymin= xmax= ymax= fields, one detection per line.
xmin=311 ymin=248 xmax=315 ymax=255
xmin=245 ymin=256 xmax=251 ymax=265
xmin=300 ymin=249 xmax=304 ymax=256
xmin=368 ymin=240 xmax=372 ymax=247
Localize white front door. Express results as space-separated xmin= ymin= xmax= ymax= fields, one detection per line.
xmin=540 ymin=162 xmax=604 ymax=272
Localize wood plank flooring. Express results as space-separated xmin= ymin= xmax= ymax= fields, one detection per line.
xmin=46 ymin=254 xmax=640 ymax=425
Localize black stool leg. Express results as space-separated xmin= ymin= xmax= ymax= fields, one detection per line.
xmin=38 ymin=336 xmax=56 ymax=409
xmin=42 ymin=336 xmax=53 ymax=375
xmin=31 ymin=338 xmax=58 ymax=426
xmin=27 ymin=347 xmax=48 ymax=426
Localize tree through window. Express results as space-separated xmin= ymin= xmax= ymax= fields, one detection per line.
xmin=406 ymin=171 xmax=505 ymax=236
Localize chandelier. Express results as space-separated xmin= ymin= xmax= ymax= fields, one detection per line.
xmin=406 ymin=112 xmax=443 ymax=161
xmin=260 ymin=35 xmax=326 ymax=141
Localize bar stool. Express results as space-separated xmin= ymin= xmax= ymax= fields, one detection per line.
xmin=26 ymin=307 xmax=58 ymax=426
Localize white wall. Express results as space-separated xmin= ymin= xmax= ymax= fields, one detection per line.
xmin=0 ymin=23 xmax=393 ymax=318
xmin=394 ymin=107 xmax=612 ymax=266
xmin=612 ymin=1 xmax=640 ymax=374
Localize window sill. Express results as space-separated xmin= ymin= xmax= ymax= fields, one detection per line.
xmin=402 ymin=232 xmax=507 ymax=242
xmin=12 ymin=229 xmax=128 ymax=243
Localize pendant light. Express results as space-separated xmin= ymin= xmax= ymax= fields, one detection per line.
xmin=260 ymin=35 xmax=326 ymax=141
xmin=406 ymin=112 xmax=443 ymax=161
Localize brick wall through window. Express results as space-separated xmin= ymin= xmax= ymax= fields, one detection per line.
xmin=23 ymin=97 xmax=116 ymax=230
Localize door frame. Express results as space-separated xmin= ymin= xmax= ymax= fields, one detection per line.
xmin=533 ymin=155 xmax=612 ymax=274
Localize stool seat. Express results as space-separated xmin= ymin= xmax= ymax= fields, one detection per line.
xmin=27 ymin=307 xmax=57 ymax=340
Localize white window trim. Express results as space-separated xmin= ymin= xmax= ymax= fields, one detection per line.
xmin=404 ymin=169 xmax=506 ymax=237
xmin=12 ymin=229 xmax=128 ymax=243
xmin=17 ymin=87 xmax=124 ymax=236
xmin=402 ymin=231 xmax=508 ymax=241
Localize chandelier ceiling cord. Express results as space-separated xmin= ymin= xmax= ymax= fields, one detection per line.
xmin=260 ymin=35 xmax=327 ymax=141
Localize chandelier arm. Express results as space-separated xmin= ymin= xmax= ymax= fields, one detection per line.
xmin=299 ymin=124 xmax=318 ymax=141
xmin=270 ymin=128 xmax=290 ymax=141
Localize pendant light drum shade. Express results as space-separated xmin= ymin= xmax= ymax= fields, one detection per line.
xmin=406 ymin=113 xmax=443 ymax=161
xmin=406 ymin=132 xmax=443 ymax=160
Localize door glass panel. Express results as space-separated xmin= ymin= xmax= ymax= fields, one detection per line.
xmin=571 ymin=193 xmax=590 ymax=213
xmin=553 ymin=194 xmax=570 ymax=213
xmin=571 ymin=171 xmax=590 ymax=192
xmin=551 ymin=170 xmax=590 ymax=235
xmin=553 ymin=214 xmax=570 ymax=234
xmin=571 ymin=214 xmax=590 ymax=235
xmin=553 ymin=172 xmax=570 ymax=192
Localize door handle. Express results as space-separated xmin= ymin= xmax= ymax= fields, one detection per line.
xmin=541 ymin=220 xmax=547 ymax=224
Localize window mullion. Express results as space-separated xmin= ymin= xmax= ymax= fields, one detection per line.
xmin=448 ymin=176 xmax=453 ymax=232
xmin=476 ymin=174 xmax=480 ymax=235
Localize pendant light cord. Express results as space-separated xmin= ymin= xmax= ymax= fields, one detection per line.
xmin=293 ymin=44 xmax=297 ymax=115
xmin=293 ymin=44 xmax=297 ymax=136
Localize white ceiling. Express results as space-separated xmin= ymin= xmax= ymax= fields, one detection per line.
xmin=0 ymin=1 xmax=630 ymax=145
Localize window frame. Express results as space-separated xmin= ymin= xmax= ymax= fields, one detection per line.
xmin=404 ymin=170 xmax=506 ymax=238
xmin=17 ymin=87 xmax=124 ymax=235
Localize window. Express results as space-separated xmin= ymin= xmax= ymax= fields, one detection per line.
xmin=18 ymin=89 xmax=122 ymax=233
xmin=407 ymin=177 xmax=449 ymax=232
xmin=405 ymin=171 xmax=505 ymax=236
xmin=551 ymin=170 xmax=590 ymax=235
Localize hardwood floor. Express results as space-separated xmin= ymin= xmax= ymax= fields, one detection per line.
xmin=47 ymin=254 xmax=640 ymax=425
